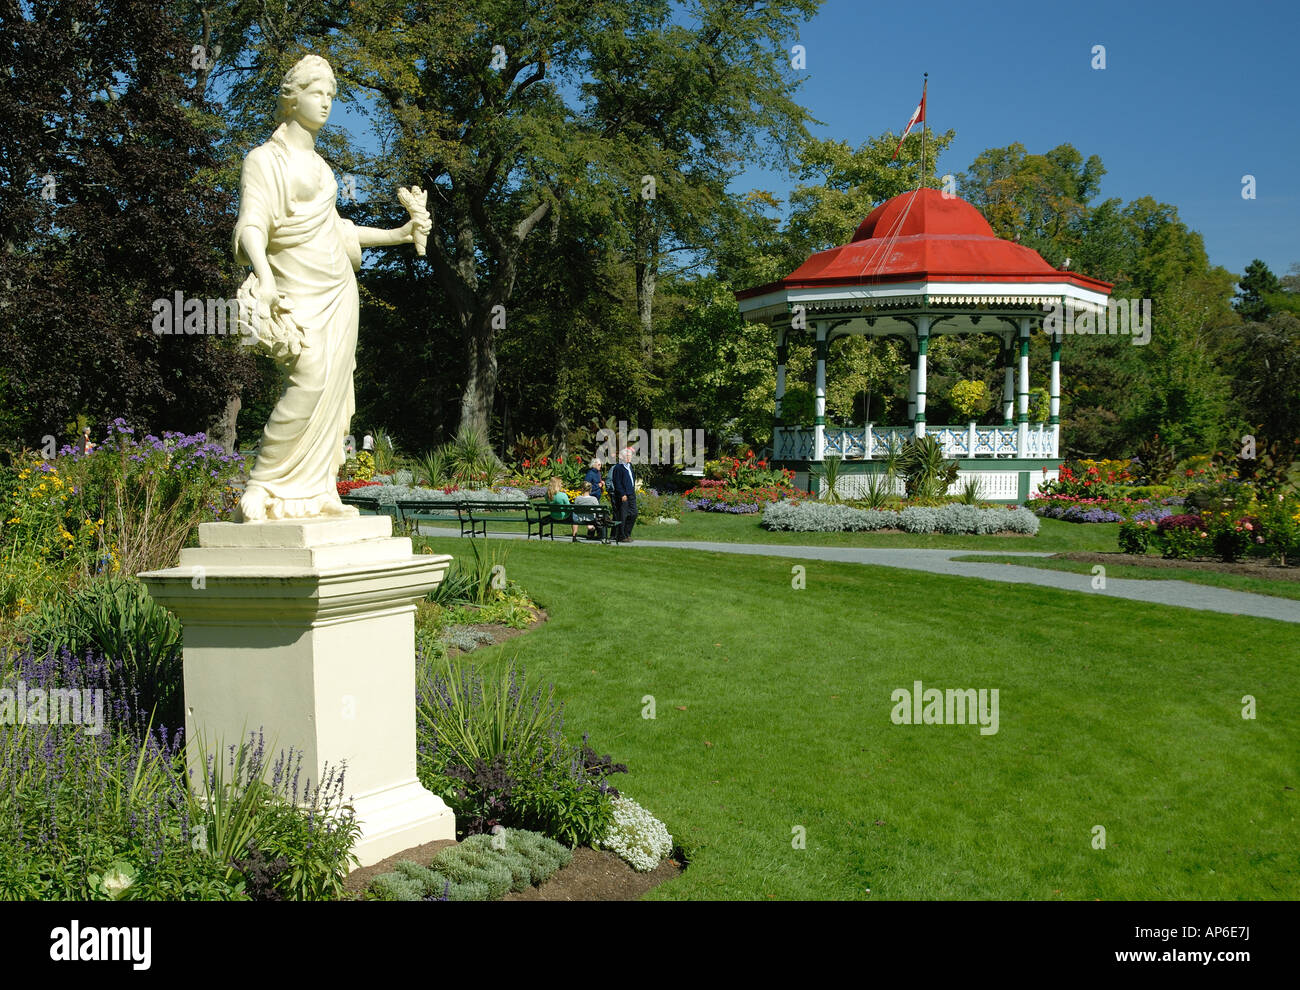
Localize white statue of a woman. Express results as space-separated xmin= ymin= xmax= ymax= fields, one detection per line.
xmin=233 ymin=54 xmax=429 ymax=522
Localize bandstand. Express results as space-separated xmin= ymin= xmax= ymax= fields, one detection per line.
xmin=735 ymin=187 xmax=1113 ymax=502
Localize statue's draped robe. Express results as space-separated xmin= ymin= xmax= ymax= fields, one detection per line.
xmin=234 ymin=128 xmax=362 ymax=519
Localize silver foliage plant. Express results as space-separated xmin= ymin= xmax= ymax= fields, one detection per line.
xmin=359 ymin=485 xmax=530 ymax=505
xmin=761 ymin=501 xmax=1040 ymax=535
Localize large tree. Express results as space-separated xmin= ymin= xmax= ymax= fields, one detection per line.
xmin=0 ymin=0 xmax=254 ymax=448
xmin=1234 ymin=258 xmax=1280 ymax=323
xmin=580 ymin=0 xmax=818 ymax=424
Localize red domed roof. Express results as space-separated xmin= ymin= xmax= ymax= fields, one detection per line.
xmin=735 ymin=187 xmax=1111 ymax=298
xmin=851 ymin=187 xmax=995 ymax=242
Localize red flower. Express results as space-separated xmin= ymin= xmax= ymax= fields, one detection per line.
xmin=523 ymin=459 xmax=531 ymax=468
xmin=556 ymin=456 xmax=563 ymax=464
xmin=758 ymin=460 xmax=767 ymax=468
xmin=541 ymin=456 xmax=549 ymax=466
xmin=1185 ymin=469 xmax=1194 ymax=477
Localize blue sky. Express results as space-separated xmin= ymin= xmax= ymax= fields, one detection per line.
xmin=738 ymin=0 xmax=1299 ymax=279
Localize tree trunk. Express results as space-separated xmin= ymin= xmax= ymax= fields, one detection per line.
xmin=458 ymin=310 xmax=497 ymax=439
xmin=208 ymin=393 xmax=240 ymax=453
xmin=633 ymin=206 xmax=660 ymax=428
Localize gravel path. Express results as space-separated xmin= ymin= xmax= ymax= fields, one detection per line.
xmin=412 ymin=525 xmax=1300 ymax=624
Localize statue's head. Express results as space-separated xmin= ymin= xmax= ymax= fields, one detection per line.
xmin=274 ymin=54 xmax=337 ymax=130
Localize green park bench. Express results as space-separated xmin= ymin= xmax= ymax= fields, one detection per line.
xmin=340 ymin=494 xmax=617 ymax=543
xmin=457 ymin=499 xmax=541 ymax=538
xmin=533 ymin=501 xmax=618 ymax=543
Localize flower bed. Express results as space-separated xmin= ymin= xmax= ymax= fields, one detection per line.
xmin=345 ymin=485 xmax=530 ymax=505
xmin=1027 ymin=495 xmax=1184 ymax=524
xmin=0 ymin=646 xmax=360 ymax=900
xmin=685 ymin=483 xmax=808 ymax=515
xmin=2 ymin=423 xmax=244 ymax=619
xmin=1116 ymin=494 xmax=1298 ymax=563
xmin=336 ymin=479 xmax=380 ymax=497
xmin=762 ymin=501 xmax=1039 ymax=535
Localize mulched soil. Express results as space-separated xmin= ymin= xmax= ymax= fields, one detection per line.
xmin=1054 ymin=551 xmax=1300 ymax=581
xmin=446 ymin=605 xmax=548 ymax=658
xmin=343 ymin=843 xmax=682 ymax=901
xmin=503 ymin=847 xmax=682 ymax=901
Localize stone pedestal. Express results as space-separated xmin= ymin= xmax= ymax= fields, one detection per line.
xmin=140 ymin=515 xmax=455 ymax=867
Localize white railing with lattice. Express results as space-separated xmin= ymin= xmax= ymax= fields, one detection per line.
xmin=777 ymin=423 xmax=1056 ymax=461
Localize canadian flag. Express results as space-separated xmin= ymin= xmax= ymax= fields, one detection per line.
xmin=892 ymin=85 xmax=927 ymax=160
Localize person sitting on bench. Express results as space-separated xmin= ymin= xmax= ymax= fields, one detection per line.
xmin=573 ymin=481 xmax=600 ymax=541
xmin=545 ymin=477 xmax=572 ymax=537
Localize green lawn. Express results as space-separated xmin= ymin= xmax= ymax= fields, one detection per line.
xmin=633 ymin=510 xmax=1118 ymax=553
xmin=953 ymin=554 xmax=1300 ymax=602
xmin=418 ymin=535 xmax=1299 ymax=900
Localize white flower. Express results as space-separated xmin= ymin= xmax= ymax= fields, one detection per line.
xmin=598 ymin=796 xmax=673 ymax=873
xmin=101 ymin=864 xmax=137 ymax=900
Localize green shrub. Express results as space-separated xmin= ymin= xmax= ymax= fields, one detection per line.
xmin=512 ymin=769 xmax=615 ymax=848
xmin=1155 ymin=515 xmax=1208 ymax=560
xmin=956 ymin=476 xmax=982 ymax=505
xmin=859 ymin=471 xmax=894 ymax=510
xmin=370 ymin=429 xmax=399 ymax=475
xmin=898 ymin=436 xmax=959 ymax=500
xmin=811 ymin=456 xmax=845 ymax=504
xmin=1123 ymin=484 xmax=1176 ymax=500
xmin=636 ymin=490 xmax=683 ymax=523
xmin=20 ymin=575 xmax=184 ymax=732
xmin=1117 ymin=520 xmax=1154 ymax=555
xmin=948 ymin=379 xmax=992 ymax=420
xmin=416 ymin=656 xmax=625 ymax=843
xmin=1257 ymin=493 xmax=1300 ymax=565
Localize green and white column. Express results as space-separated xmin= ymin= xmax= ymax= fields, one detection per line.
xmin=1016 ymin=317 xmax=1031 ymax=456
xmin=814 ymin=321 xmax=828 ymax=461
xmin=907 ymin=341 xmax=918 ymax=423
xmin=914 ymin=316 xmax=931 ymax=439
xmin=1049 ymin=327 xmax=1062 ymax=458
xmin=1002 ymin=333 xmax=1015 ymax=427
xmin=774 ymin=328 xmax=788 ymax=455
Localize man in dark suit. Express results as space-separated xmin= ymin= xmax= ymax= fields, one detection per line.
xmin=611 ymin=447 xmax=638 ymax=542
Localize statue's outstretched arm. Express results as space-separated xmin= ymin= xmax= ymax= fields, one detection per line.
xmin=353 ymin=186 xmax=429 ymax=252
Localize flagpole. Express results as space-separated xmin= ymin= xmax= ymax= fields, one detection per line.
xmin=920 ymin=72 xmax=927 ymax=189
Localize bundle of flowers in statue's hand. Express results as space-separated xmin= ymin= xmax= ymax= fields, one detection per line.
xmin=398 ymin=185 xmax=429 ymax=256
xmin=236 ymin=273 xmax=310 ymax=361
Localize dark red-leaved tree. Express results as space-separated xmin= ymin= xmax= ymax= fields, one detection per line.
xmin=0 ymin=0 xmax=253 ymax=449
